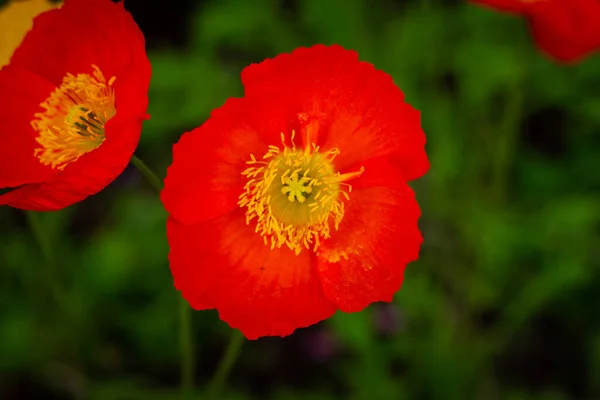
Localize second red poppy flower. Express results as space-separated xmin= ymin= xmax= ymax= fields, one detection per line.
xmin=0 ymin=0 xmax=151 ymax=211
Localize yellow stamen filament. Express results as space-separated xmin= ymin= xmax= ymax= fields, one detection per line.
xmin=32 ymin=64 xmax=116 ymax=170
xmin=238 ymin=129 xmax=365 ymax=255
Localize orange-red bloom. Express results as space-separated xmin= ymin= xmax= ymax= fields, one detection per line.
xmin=0 ymin=0 xmax=151 ymax=210
xmin=469 ymin=0 xmax=600 ymax=63
xmin=162 ymin=45 xmax=429 ymax=339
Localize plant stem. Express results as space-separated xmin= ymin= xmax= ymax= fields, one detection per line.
xmin=179 ymin=298 xmax=194 ymax=398
xmin=207 ymin=332 xmax=245 ymax=400
xmin=130 ymin=154 xmax=246 ymax=398
xmin=129 ymin=154 xmax=195 ymax=398
xmin=490 ymin=84 xmax=524 ymax=206
xmin=130 ymin=154 xmax=164 ymax=194
xmin=485 ymin=58 xmax=528 ymax=356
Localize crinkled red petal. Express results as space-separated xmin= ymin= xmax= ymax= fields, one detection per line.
xmin=162 ymin=97 xmax=300 ymax=226
xmin=167 ymin=210 xmax=337 ymax=339
xmin=242 ymin=44 xmax=360 ymax=96
xmin=241 ymin=44 xmax=429 ymax=182
xmin=317 ymin=157 xmax=423 ymax=312
xmin=1 ymin=0 xmax=151 ymax=210
xmin=0 ymin=65 xmax=56 ymax=188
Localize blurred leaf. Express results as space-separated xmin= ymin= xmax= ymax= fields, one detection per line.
xmin=145 ymin=52 xmax=240 ymax=144
xmin=0 ymin=307 xmax=35 ymax=370
xmin=300 ymin=0 xmax=374 ymax=59
xmin=329 ymin=309 xmax=373 ymax=352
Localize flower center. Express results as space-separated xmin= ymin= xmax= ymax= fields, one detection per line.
xmin=239 ymin=131 xmax=364 ymax=255
xmin=32 ymin=64 xmax=116 ymax=170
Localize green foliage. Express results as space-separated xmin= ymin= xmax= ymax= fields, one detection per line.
xmin=1 ymin=0 xmax=599 ymax=399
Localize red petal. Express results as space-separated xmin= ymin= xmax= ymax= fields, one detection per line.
xmin=167 ymin=210 xmax=337 ymax=339
xmin=166 ymin=216 xmax=222 ymax=310
xmin=0 ymin=0 xmax=62 ymax=68
xmin=0 ymin=116 xmax=143 ymax=211
xmin=162 ymin=97 xmax=299 ymax=226
xmin=0 ymin=65 xmax=55 ymax=189
xmin=241 ymin=44 xmax=428 ymax=182
xmin=242 ymin=44 xmax=360 ymax=96
xmin=527 ymin=0 xmax=600 ymax=63
xmin=10 ymin=0 xmax=147 ymax=89
xmin=317 ymin=158 xmax=423 ymax=312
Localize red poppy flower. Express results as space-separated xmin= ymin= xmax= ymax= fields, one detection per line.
xmin=469 ymin=0 xmax=600 ymax=63
xmin=161 ymin=45 xmax=429 ymax=339
xmin=0 ymin=0 xmax=151 ymax=211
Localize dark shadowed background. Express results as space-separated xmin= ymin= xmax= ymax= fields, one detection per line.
xmin=1 ymin=0 xmax=599 ymax=399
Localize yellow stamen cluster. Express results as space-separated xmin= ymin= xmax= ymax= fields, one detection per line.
xmin=238 ymin=131 xmax=364 ymax=255
xmin=32 ymin=64 xmax=116 ymax=170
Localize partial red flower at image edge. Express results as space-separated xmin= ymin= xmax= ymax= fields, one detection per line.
xmin=161 ymin=44 xmax=429 ymax=339
xmin=468 ymin=0 xmax=600 ymax=63
xmin=0 ymin=0 xmax=151 ymax=211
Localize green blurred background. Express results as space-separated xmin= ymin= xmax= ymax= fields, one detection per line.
xmin=1 ymin=0 xmax=600 ymax=399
